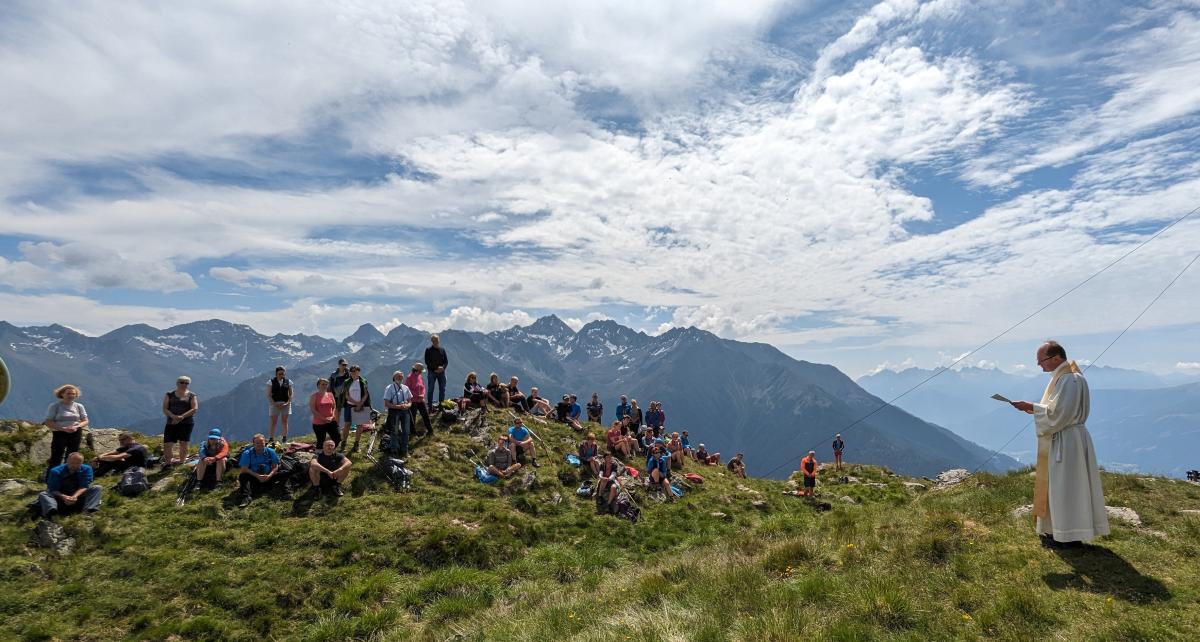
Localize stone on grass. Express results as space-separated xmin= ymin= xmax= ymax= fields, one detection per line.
xmin=709 ymin=511 xmax=730 ymax=520
xmin=1 ymin=479 xmax=33 ymax=494
xmin=839 ymin=495 xmax=857 ymax=504
xmin=903 ymin=482 xmax=927 ymax=490
xmin=751 ymin=500 xmax=768 ymax=510
xmin=150 ymin=477 xmax=173 ymax=493
xmin=521 ymin=471 xmax=537 ymax=492
xmin=1012 ymin=504 xmax=1034 ymax=519
xmin=0 ymin=460 xmax=12 ymax=469
xmin=31 ymin=521 xmax=75 ymax=556
xmin=1106 ymin=506 xmax=1141 ymax=526
xmin=934 ymin=469 xmax=971 ymax=489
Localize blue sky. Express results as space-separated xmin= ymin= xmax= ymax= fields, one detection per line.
xmin=1 ymin=0 xmax=1198 ymax=378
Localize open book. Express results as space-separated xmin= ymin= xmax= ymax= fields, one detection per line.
xmin=990 ymin=393 xmax=1012 ymax=403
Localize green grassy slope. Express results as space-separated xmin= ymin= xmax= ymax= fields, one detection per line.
xmin=2 ymin=413 xmax=1199 ymax=641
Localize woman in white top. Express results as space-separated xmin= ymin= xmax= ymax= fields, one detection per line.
xmin=44 ymin=384 xmax=89 ymax=475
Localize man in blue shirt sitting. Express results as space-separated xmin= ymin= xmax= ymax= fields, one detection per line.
xmin=37 ymin=452 xmax=102 ymax=518
xmin=565 ymin=394 xmax=583 ymax=431
xmin=507 ymin=417 xmax=539 ymax=468
xmin=237 ymin=434 xmax=282 ymax=508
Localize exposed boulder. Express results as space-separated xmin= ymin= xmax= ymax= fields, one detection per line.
xmin=934 ymin=469 xmax=971 ymax=489
xmin=1106 ymin=506 xmax=1141 ymax=527
xmin=1 ymin=478 xmax=35 ymax=495
xmin=31 ymin=521 xmax=75 ymax=556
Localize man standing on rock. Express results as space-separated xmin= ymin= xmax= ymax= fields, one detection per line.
xmin=832 ymin=434 xmax=845 ymax=471
xmin=1010 ymin=340 xmax=1109 ymax=547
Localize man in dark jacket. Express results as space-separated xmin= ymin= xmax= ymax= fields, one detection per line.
xmin=423 ymin=334 xmax=449 ymax=407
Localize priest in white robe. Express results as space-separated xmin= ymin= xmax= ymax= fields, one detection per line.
xmin=1011 ymin=340 xmax=1109 ymax=546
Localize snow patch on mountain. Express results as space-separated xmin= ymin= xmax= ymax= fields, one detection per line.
xmin=133 ymin=336 xmax=207 ymax=360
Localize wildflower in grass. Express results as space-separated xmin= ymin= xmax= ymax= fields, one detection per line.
xmin=962 ymin=614 xmax=973 ymax=621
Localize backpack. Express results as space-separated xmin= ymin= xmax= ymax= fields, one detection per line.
xmin=475 ymin=464 xmax=498 ymax=485
xmin=684 ymin=473 xmax=704 ymax=484
xmin=378 ymin=457 xmax=413 ymax=490
xmin=565 ymin=454 xmax=581 ymax=467
xmin=117 ymin=467 xmax=150 ymax=497
xmin=576 ymin=481 xmax=593 ymax=497
xmin=283 ymin=442 xmax=315 ymax=455
xmin=614 ymin=496 xmax=639 ymax=523
xmin=277 ymin=454 xmax=308 ymax=490
xmin=670 ymin=484 xmax=684 ymax=497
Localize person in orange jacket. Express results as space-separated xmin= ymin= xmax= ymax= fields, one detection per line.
xmin=799 ymin=451 xmax=818 ymax=497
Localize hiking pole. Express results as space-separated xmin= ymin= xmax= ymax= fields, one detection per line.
xmin=524 ymin=426 xmax=560 ymax=459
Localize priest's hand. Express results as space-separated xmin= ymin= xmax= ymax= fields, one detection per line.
xmin=1010 ymin=401 xmax=1035 ymax=414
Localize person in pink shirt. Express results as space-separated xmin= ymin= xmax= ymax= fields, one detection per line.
xmin=406 ymin=363 xmax=433 ymax=436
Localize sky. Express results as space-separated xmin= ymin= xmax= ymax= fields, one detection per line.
xmin=1 ymin=0 xmax=1199 ymax=378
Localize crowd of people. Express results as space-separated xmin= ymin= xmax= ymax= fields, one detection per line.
xmin=38 ymin=333 xmax=856 ymax=519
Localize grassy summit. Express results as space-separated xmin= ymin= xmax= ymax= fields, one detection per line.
xmin=1 ymin=412 xmax=1198 ymax=641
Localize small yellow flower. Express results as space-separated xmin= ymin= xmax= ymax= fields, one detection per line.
xmin=962 ymin=614 xmax=972 ymax=621
xmin=568 ymin=613 xmax=575 ymax=619
xmin=846 ymin=543 xmax=855 ymax=548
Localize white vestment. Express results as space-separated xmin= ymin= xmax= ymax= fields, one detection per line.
xmin=1032 ymin=360 xmax=1109 ymax=542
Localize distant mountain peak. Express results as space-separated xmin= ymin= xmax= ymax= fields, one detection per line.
xmin=345 ymin=323 xmax=385 ymax=343
xmin=524 ymin=314 xmax=576 ymax=339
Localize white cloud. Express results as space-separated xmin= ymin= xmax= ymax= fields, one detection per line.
xmin=411 ymin=306 xmax=537 ymax=334
xmin=1177 ymin=361 xmax=1200 ymax=372
xmin=0 ymin=242 xmax=195 ymax=292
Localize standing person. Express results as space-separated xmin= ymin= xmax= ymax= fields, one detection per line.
xmin=329 ymin=358 xmax=352 ymax=438
xmin=645 ymin=402 xmax=666 ymax=438
xmin=799 ymin=451 xmax=818 ymax=497
xmin=424 ymin=334 xmax=449 ymax=407
xmin=237 ymin=434 xmax=281 ymax=508
xmin=341 ymin=366 xmax=373 ymax=452
xmin=832 ymin=434 xmax=845 ymax=471
xmin=307 ymin=439 xmax=352 ymax=497
xmin=36 ymin=452 xmax=101 ymax=518
xmin=1010 ymin=340 xmax=1109 ymax=548
xmin=615 ymin=395 xmax=631 ymax=424
xmin=91 ymin=433 xmax=149 ymax=477
xmin=43 ymin=385 xmax=88 ymax=478
xmin=195 ymin=428 xmax=229 ymax=487
xmin=309 ymin=378 xmax=339 ymax=449
xmin=406 ymin=363 xmax=433 ymax=437
xmin=265 ymin=366 xmax=293 ymax=446
xmin=383 ymin=371 xmax=413 ymax=457
xmin=162 ymin=376 xmax=199 ymax=467
xmin=627 ymin=399 xmax=644 ymax=432
xmin=586 ymin=393 xmax=604 ymax=424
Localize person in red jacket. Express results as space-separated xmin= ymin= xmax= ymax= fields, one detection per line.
xmin=799 ymin=451 xmax=818 ymax=497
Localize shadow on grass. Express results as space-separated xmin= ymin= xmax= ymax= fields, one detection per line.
xmin=1044 ymin=545 xmax=1171 ymax=604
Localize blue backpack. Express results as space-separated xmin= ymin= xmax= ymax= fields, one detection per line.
xmin=565 ymin=454 xmax=581 ymax=467
xmin=475 ymin=465 xmax=498 ymax=484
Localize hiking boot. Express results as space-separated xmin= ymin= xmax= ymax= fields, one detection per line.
xmin=333 ymin=483 xmax=344 ymax=497
xmin=237 ymin=495 xmax=251 ymax=508
xmin=532 ymin=459 xmax=540 ymax=468
xmin=306 ymin=486 xmax=322 ymax=499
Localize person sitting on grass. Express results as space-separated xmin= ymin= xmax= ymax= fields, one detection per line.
xmin=91 ymin=432 xmax=149 ymax=477
xmin=194 ymin=428 xmax=229 ymax=487
xmin=680 ymin=430 xmax=693 ymax=456
xmin=36 ymin=452 xmax=102 ymax=518
xmin=555 ymin=394 xmax=572 ymax=424
xmin=508 ymin=416 xmax=538 ymax=467
xmin=695 ymin=443 xmax=720 ymax=466
xmin=666 ymin=432 xmax=685 ymax=468
xmin=578 ymin=432 xmax=600 ymax=476
xmin=460 ymin=372 xmax=487 ymax=413
xmin=237 ymin=434 xmax=281 ymax=508
xmin=646 ymin=443 xmax=674 ymax=501
xmin=596 ymin=452 xmax=622 ymax=513
xmin=799 ymin=450 xmax=818 ymax=497
xmin=639 ymin=428 xmax=656 ymax=456
xmin=727 ymin=453 xmax=747 ymax=479
xmin=565 ymin=394 xmax=584 ymax=431
xmin=485 ymin=372 xmax=509 ymax=408
xmin=506 ymin=376 xmax=526 ymax=411
xmin=485 ymin=435 xmax=522 ymax=478
xmin=586 ymin=392 xmax=603 ymax=424
xmin=524 ymin=386 xmax=552 ymax=416
xmin=307 ymin=439 xmax=351 ymax=497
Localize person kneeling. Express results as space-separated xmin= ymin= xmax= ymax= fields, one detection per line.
xmin=36 ymin=452 xmax=102 ymax=518
xmin=486 ymin=435 xmax=522 ymax=478
xmin=307 ymin=439 xmax=351 ymax=497
xmin=237 ymin=434 xmax=281 ymax=508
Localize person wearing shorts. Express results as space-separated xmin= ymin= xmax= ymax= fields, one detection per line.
xmin=162 ymin=376 xmax=198 ymax=467
xmin=832 ymin=434 xmax=845 ymax=471
xmin=800 ymin=451 xmax=818 ymax=497
xmin=340 ymin=366 xmax=373 ymax=452
xmin=266 ymin=366 xmax=293 ymax=445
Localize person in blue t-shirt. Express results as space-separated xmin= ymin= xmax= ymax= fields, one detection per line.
xmin=36 ymin=452 xmax=102 ymax=517
xmin=615 ymin=395 xmax=631 ymax=423
xmin=565 ymin=394 xmax=583 ymax=431
xmin=237 ymin=434 xmax=281 ymax=507
xmin=507 ymin=417 xmax=539 ymax=467
xmin=645 ymin=443 xmax=674 ymax=501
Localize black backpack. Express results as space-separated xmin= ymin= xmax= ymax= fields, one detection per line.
xmin=614 ymin=495 xmax=639 ymax=523
xmin=377 ymin=457 xmax=412 ymax=490
xmin=117 ymin=467 xmax=150 ymax=497
xmin=277 ymin=454 xmax=308 ymax=489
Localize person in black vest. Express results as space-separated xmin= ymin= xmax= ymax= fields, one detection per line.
xmin=424 ymin=334 xmax=449 ymax=407
xmin=266 ymin=366 xmax=293 ymax=446
xmin=91 ymin=432 xmax=149 ymax=477
xmin=329 ymin=358 xmax=352 ymax=436
xmin=162 ymin=376 xmax=198 ymax=467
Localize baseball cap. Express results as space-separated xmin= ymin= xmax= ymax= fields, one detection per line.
xmin=208 ymin=428 xmax=222 ymax=439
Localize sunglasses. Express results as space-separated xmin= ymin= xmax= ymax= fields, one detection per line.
xmin=177 ymin=381 xmax=189 ymax=385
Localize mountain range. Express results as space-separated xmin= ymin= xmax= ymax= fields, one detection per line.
xmin=858 ymin=366 xmax=1200 ymax=476
xmin=1 ymin=316 xmax=1018 ymax=477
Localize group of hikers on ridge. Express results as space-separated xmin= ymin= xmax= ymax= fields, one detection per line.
xmin=36 ymin=333 xmax=784 ymax=517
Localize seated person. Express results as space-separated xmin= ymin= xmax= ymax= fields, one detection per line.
xmin=36 ymin=452 xmax=102 ymax=517
xmin=485 ymin=435 xmax=522 ymax=478
xmin=524 ymin=386 xmax=552 ymax=415
xmin=506 ymin=376 xmax=526 ymax=410
xmin=680 ymin=430 xmax=693 ymax=457
xmin=195 ymin=428 xmax=229 ymax=487
xmin=606 ymin=421 xmax=623 ymax=451
xmin=596 ymin=452 xmax=623 ymax=513
xmin=485 ymin=372 xmax=509 ymax=407
xmin=727 ymin=453 xmax=747 ymax=478
xmin=459 ymin=372 xmax=487 ymax=412
xmin=555 ymin=395 xmax=572 ymax=423
xmin=694 ymin=443 xmax=721 ymax=466
xmin=507 ymin=417 xmax=538 ymax=467
xmin=578 ymin=433 xmax=600 ymax=476
xmin=91 ymin=432 xmax=149 ymax=476
xmin=565 ymin=394 xmax=583 ymax=431
xmin=237 ymin=434 xmax=282 ymax=507
xmin=639 ymin=429 xmax=656 ymax=456
xmin=645 ymin=443 xmax=674 ymax=501
xmin=307 ymin=439 xmax=351 ymax=497
xmin=666 ymin=432 xmax=685 ymax=468
xmin=586 ymin=393 xmax=603 ymax=423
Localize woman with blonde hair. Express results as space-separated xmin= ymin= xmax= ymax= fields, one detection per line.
xmin=485 ymin=372 xmax=509 ymax=407
xmin=460 ymin=371 xmax=486 ymax=412
xmin=162 ymin=376 xmax=199 ymax=467
xmin=44 ymin=384 xmax=88 ymax=476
